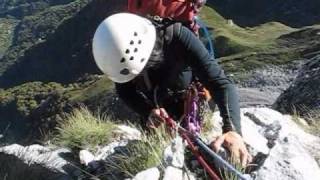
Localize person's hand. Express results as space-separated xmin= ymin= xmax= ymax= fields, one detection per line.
xmin=210 ymin=131 xmax=252 ymax=167
xmin=146 ymin=108 xmax=169 ymax=128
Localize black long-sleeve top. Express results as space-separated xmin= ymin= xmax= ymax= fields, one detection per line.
xmin=116 ymin=24 xmax=241 ymax=134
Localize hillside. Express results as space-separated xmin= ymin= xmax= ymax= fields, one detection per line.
xmin=0 ymin=1 xmax=320 ymax=179
xmin=0 ymin=0 xmax=77 ymax=56
xmin=0 ymin=3 xmax=318 ymax=88
xmin=208 ymin=0 xmax=320 ymax=27
xmin=0 ymin=0 xmax=76 ymax=19
xmin=0 ymin=0 xmax=319 ymax=144
xmin=0 ymin=18 xmax=17 ymax=56
xmin=0 ymin=0 xmax=130 ymax=88
xmin=199 ymin=6 xmax=320 ymax=75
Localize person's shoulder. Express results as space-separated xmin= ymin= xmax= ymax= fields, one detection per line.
xmin=163 ymin=22 xmax=183 ymax=43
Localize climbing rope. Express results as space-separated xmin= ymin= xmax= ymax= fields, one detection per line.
xmin=154 ymin=83 xmax=248 ymax=180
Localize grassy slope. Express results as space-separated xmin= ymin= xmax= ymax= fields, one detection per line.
xmin=66 ymin=76 xmax=113 ymax=102
xmin=200 ymin=6 xmax=295 ymax=52
xmin=200 ymin=6 xmax=300 ymax=72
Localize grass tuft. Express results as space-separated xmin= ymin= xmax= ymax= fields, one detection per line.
xmin=291 ymin=105 xmax=320 ymax=137
xmin=54 ymin=107 xmax=117 ymax=151
xmin=220 ymin=156 xmax=246 ymax=180
xmin=106 ymin=125 xmax=171 ymax=177
xmin=304 ymin=110 xmax=320 ymax=137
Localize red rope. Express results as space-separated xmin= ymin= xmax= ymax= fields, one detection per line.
xmin=181 ymin=133 xmax=221 ymax=180
xmin=163 ymin=116 xmax=221 ymax=180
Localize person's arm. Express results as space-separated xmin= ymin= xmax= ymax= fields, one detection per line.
xmin=172 ymin=25 xmax=252 ymax=166
xmin=115 ymin=82 xmax=153 ymax=119
xmin=172 ymin=25 xmax=241 ymax=134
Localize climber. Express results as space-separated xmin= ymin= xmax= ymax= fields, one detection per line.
xmin=92 ymin=13 xmax=252 ymax=167
xmin=128 ymin=0 xmax=216 ymax=106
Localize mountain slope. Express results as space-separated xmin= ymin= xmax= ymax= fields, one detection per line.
xmin=0 ymin=0 xmax=320 ymax=145
xmin=0 ymin=0 xmax=76 ymax=19
xmin=0 ymin=18 xmax=17 ymax=56
xmin=0 ymin=0 xmax=127 ymax=87
xmin=208 ymin=0 xmax=320 ymax=27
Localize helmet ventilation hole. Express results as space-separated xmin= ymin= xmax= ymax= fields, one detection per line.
xmin=141 ymin=58 xmax=145 ymax=63
xmin=134 ymin=48 xmax=138 ymax=53
xmin=130 ymin=40 xmax=134 ymax=45
xmin=120 ymin=57 xmax=126 ymax=63
xmin=134 ymin=32 xmax=138 ymax=36
xmin=138 ymin=40 xmax=142 ymax=44
xmin=120 ymin=68 xmax=130 ymax=75
xmin=130 ymin=56 xmax=134 ymax=60
xmin=125 ymin=49 xmax=130 ymax=54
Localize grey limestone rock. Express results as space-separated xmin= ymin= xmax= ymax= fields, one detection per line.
xmin=274 ymin=55 xmax=320 ymax=118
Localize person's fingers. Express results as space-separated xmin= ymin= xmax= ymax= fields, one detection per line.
xmin=247 ymin=151 xmax=253 ymax=165
xmin=230 ymin=145 xmax=240 ymax=162
xmin=159 ymin=108 xmax=169 ymax=118
xmin=211 ymin=136 xmax=225 ymax=152
xmin=240 ymin=149 xmax=248 ymax=167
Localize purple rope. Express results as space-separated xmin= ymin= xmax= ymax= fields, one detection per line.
xmin=185 ymin=86 xmax=202 ymax=134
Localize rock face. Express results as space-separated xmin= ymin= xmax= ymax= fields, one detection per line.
xmin=274 ymin=55 xmax=320 ymax=117
xmin=236 ymin=62 xmax=302 ymax=107
xmin=163 ymin=136 xmax=185 ymax=168
xmin=133 ymin=167 xmax=160 ymax=180
xmin=80 ymin=108 xmax=320 ymax=180
xmin=0 ymin=144 xmax=80 ymax=180
xmin=210 ymin=108 xmax=320 ymax=180
xmin=1 ymin=108 xmax=320 ymax=180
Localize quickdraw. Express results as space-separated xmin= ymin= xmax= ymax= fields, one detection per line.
xmin=183 ymin=82 xmax=210 ymax=134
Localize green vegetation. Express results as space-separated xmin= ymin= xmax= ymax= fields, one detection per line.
xmin=106 ymin=125 xmax=171 ymax=177
xmin=0 ymin=76 xmax=111 ymax=119
xmin=0 ymin=75 xmax=114 ymax=143
xmin=53 ymin=107 xmax=171 ymax=177
xmin=0 ymin=0 xmax=76 ymax=19
xmin=220 ymin=158 xmax=246 ymax=180
xmin=200 ymin=6 xmax=295 ymax=55
xmin=0 ymin=18 xmax=18 ymax=56
xmin=54 ymin=107 xmax=117 ymax=150
xmin=199 ymin=6 xmax=302 ymax=73
xmin=0 ymin=81 xmax=64 ymax=116
xmin=0 ymin=0 xmax=92 ymax=79
xmin=67 ymin=76 xmax=113 ymax=102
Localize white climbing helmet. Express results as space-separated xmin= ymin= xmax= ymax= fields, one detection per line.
xmin=92 ymin=13 xmax=156 ymax=83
